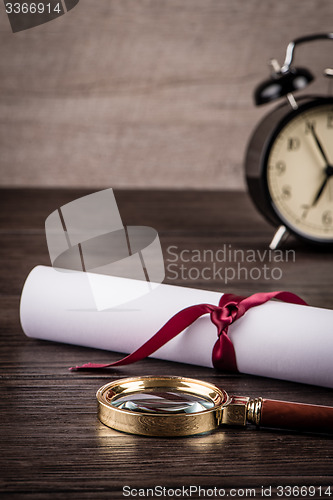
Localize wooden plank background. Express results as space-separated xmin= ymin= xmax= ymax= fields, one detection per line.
xmin=1 ymin=0 xmax=333 ymax=189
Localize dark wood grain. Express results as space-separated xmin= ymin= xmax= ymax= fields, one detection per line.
xmin=0 ymin=188 xmax=332 ymax=499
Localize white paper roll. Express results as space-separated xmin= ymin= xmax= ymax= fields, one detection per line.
xmin=20 ymin=265 xmax=333 ymax=387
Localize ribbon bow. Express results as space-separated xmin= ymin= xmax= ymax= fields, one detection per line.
xmin=71 ymin=290 xmax=306 ymax=372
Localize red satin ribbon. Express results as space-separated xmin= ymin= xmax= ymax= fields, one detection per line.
xmin=70 ymin=290 xmax=307 ymax=371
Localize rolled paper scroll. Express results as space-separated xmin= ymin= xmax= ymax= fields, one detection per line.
xmin=20 ymin=265 xmax=333 ymax=388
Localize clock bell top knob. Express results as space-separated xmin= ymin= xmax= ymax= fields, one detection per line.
xmin=254 ymin=32 xmax=333 ymax=106
xmin=324 ymin=68 xmax=333 ymax=78
xmin=254 ymin=64 xmax=314 ymax=106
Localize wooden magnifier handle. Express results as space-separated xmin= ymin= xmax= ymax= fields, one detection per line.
xmin=248 ymin=398 xmax=333 ymax=433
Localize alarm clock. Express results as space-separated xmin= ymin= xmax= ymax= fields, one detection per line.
xmin=245 ymin=33 xmax=333 ymax=248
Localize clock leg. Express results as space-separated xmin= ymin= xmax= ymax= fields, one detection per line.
xmin=269 ymin=225 xmax=290 ymax=250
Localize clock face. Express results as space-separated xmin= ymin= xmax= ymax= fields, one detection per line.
xmin=266 ymin=103 xmax=333 ymax=242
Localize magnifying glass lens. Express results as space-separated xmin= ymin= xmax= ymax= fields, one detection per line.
xmin=111 ymin=389 xmax=215 ymax=414
xmin=97 ymin=377 xmax=230 ymax=436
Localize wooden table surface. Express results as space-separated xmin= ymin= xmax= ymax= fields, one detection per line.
xmin=1 ymin=188 xmax=332 ymax=499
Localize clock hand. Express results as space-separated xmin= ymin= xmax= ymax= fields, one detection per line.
xmin=312 ymin=176 xmax=329 ymax=206
xmin=312 ymin=165 xmax=333 ymax=206
xmin=328 ymin=178 xmax=333 ymax=201
xmin=309 ymin=123 xmax=331 ymax=166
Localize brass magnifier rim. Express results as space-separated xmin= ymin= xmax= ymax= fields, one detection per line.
xmin=97 ymin=376 xmax=231 ymax=437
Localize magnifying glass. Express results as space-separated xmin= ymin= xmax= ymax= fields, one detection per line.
xmin=96 ymin=376 xmax=333 ymax=437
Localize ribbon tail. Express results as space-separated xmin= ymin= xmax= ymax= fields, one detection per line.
xmin=239 ymin=290 xmax=307 ymax=313
xmin=70 ymin=303 xmax=214 ymax=370
xmin=212 ymin=329 xmax=238 ymax=372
